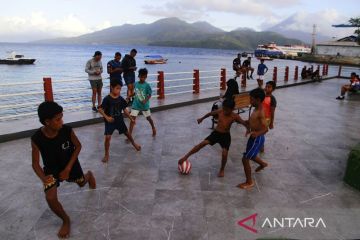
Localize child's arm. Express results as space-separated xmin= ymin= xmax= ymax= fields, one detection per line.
xmin=269 ymin=107 xmax=276 ymax=129
xmin=31 ymin=141 xmax=53 ymax=184
xmin=98 ymin=107 xmax=114 ymax=123
xmin=197 ymin=109 xmax=221 ymax=124
xmin=59 ymin=130 xmax=82 ymax=181
xmin=234 ymin=114 xmax=247 ymax=126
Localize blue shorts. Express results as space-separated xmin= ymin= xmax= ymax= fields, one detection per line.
xmin=124 ymin=73 xmax=135 ymax=85
xmin=243 ymin=135 xmax=265 ymax=160
xmin=104 ymin=120 xmax=128 ymax=135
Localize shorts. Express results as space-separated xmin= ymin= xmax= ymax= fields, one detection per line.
xmin=110 ymin=78 xmax=123 ymax=87
xmin=257 ymin=75 xmax=264 ymax=80
xmin=350 ymin=86 xmax=360 ymax=92
xmin=104 ymin=120 xmax=128 ymax=135
xmin=243 ymin=135 xmax=265 ymax=160
xmin=43 ymin=160 xmax=85 ymax=192
xmin=89 ymin=79 xmax=103 ymax=89
xmin=124 ymin=73 xmax=135 ymax=85
xmin=130 ymin=109 xmax=151 ymax=117
xmin=205 ymin=131 xmax=231 ymax=150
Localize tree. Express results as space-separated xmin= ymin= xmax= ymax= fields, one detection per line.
xmin=349 ymin=17 xmax=360 ymax=44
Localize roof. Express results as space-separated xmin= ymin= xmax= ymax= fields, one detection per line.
xmin=317 ymin=35 xmax=360 ymax=47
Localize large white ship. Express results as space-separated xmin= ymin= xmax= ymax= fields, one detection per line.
xmin=255 ymin=42 xmax=311 ymax=57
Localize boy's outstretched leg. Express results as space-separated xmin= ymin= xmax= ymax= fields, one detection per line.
xmin=103 ymin=135 xmax=111 ymax=163
xmin=45 ymin=186 xmax=71 ymax=238
xmin=178 ymin=140 xmax=209 ymax=165
xmin=254 ymin=156 xmax=268 ymax=172
xmin=146 ymin=116 xmax=156 ymax=137
xmin=237 ymin=157 xmax=254 ymax=189
xmin=129 ymin=117 xmax=136 ymax=136
xmin=218 ymin=149 xmax=228 ymax=178
xmin=124 ymin=132 xmax=141 ymax=151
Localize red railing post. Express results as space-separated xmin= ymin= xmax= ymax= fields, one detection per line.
xmin=317 ymin=65 xmax=320 ymax=75
xmin=241 ymin=72 xmax=246 ymax=88
xmin=157 ymin=71 xmax=165 ymax=99
xmin=326 ymin=64 xmax=329 ymax=75
xmin=220 ymin=68 xmax=226 ymax=90
xmin=294 ymin=66 xmax=299 ymax=81
xmin=284 ymin=66 xmax=289 ymax=82
xmin=273 ymin=67 xmax=277 ymax=83
xmin=322 ymin=64 xmax=326 ymax=76
xmin=338 ymin=65 xmax=342 ymax=77
xmin=43 ymin=77 xmax=54 ymax=102
xmin=193 ymin=69 xmax=200 ymax=94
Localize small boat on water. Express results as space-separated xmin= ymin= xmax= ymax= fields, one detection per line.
xmin=0 ymin=52 xmax=36 ymax=65
xmin=256 ymin=56 xmax=274 ymax=61
xmin=144 ymin=55 xmax=168 ymax=64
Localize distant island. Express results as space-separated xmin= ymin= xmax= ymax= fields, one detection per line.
xmin=34 ymin=17 xmax=303 ymax=50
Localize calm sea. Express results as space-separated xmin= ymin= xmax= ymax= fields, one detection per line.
xmin=0 ymin=43 xmax=346 ymax=120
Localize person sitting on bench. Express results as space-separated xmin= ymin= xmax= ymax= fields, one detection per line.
xmin=336 ymin=72 xmax=360 ymax=100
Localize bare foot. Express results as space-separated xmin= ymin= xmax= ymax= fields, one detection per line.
xmin=134 ymin=144 xmax=141 ymax=151
xmin=152 ymin=128 xmax=157 ymax=137
xmin=237 ymin=182 xmax=255 ymax=190
xmin=218 ymin=169 xmax=225 ymax=178
xmin=87 ymin=171 xmax=96 ymax=189
xmin=178 ymin=157 xmax=186 ymax=165
xmin=255 ymin=162 xmax=268 ymax=173
xmin=102 ymin=155 xmax=109 ymax=163
xmin=58 ymin=216 xmax=70 ymax=239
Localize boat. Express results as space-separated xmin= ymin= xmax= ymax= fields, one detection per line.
xmin=254 ymin=42 xmax=311 ymax=58
xmin=0 ymin=52 xmax=36 ymax=65
xmin=144 ymin=55 xmax=168 ymax=64
xmin=256 ymin=56 xmax=274 ymax=61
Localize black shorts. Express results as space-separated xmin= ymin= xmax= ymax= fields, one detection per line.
xmin=104 ymin=120 xmax=128 ymax=135
xmin=124 ymin=73 xmax=135 ymax=85
xmin=43 ymin=160 xmax=85 ymax=192
xmin=205 ymin=131 xmax=231 ymax=150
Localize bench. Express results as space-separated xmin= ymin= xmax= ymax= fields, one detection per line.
xmin=211 ymin=94 xmax=251 ymax=129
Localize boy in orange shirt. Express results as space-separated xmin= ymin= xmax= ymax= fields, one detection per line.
xmin=261 ymin=81 xmax=277 ymax=152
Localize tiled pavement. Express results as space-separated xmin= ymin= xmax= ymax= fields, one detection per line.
xmin=0 ymin=78 xmax=359 ymax=240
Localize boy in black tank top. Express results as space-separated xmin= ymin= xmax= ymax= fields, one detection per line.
xmin=31 ymin=101 xmax=96 ymax=239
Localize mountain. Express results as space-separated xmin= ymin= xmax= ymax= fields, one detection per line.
xmin=35 ymin=17 xmax=303 ymax=50
xmin=266 ymin=13 xmax=333 ymax=44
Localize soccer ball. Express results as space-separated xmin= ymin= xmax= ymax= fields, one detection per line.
xmin=178 ymin=160 xmax=192 ymax=175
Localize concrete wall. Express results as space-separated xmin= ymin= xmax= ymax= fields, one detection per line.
xmin=317 ymin=45 xmax=360 ymax=57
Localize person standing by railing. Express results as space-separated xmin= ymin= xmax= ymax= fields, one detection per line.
xmin=107 ymin=52 xmax=123 ymax=91
xmin=85 ymin=51 xmax=103 ymax=112
xmin=122 ymin=49 xmax=138 ymax=104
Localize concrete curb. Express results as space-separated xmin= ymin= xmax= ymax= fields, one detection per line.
xmin=0 ymin=76 xmax=338 ymax=143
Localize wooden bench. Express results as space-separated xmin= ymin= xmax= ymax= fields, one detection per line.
xmin=211 ymin=94 xmax=251 ymax=129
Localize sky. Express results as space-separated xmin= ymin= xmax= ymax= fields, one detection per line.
xmin=0 ymin=0 xmax=358 ymax=42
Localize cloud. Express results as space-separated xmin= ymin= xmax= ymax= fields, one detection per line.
xmin=0 ymin=12 xmax=112 ymax=42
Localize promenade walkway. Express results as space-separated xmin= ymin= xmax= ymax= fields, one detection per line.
xmin=0 ymin=78 xmax=359 ymax=240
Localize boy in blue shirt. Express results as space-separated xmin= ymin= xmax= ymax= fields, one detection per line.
xmin=129 ymin=68 xmax=157 ymax=137
xmin=257 ymin=59 xmax=268 ymax=88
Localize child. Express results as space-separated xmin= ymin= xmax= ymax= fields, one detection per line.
xmin=257 ymin=59 xmax=268 ymax=88
xmin=261 ymin=81 xmax=277 ymax=152
xmin=31 ymin=101 xmax=96 ymax=238
xmin=178 ymin=99 xmax=248 ymax=177
xmin=129 ymin=68 xmax=157 ymax=137
xmin=98 ymin=80 xmax=141 ymax=163
xmin=238 ymin=88 xmax=268 ymax=190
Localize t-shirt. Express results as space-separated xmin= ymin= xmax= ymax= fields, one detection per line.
xmin=242 ymin=59 xmax=251 ymax=67
xmin=233 ymin=58 xmax=241 ymax=70
xmin=132 ymin=81 xmax=152 ymax=111
xmin=257 ymin=63 xmax=268 ymax=75
xmin=85 ymin=58 xmax=103 ymax=81
xmin=121 ymin=54 xmax=136 ymax=76
xmin=31 ymin=125 xmax=77 ymax=176
xmin=100 ymin=95 xmax=128 ymax=122
xmin=262 ymin=95 xmax=277 ymax=119
xmin=107 ymin=60 xmax=123 ymax=81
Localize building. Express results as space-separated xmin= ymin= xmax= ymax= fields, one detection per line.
xmin=316 ymin=35 xmax=360 ymax=57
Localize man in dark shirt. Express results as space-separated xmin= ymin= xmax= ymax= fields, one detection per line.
xmin=233 ymin=53 xmax=242 ymax=73
xmin=107 ymin=52 xmax=123 ymax=89
xmin=242 ymin=56 xmax=254 ymax=79
xmin=121 ymin=49 xmax=138 ymax=102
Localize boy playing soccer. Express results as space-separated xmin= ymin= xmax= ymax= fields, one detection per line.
xmin=261 ymin=81 xmax=277 ymax=153
xmin=129 ymin=68 xmax=157 ymax=137
xmin=238 ymin=88 xmax=268 ymax=189
xmin=178 ymin=99 xmax=248 ymax=177
xmin=31 ymin=102 xmax=96 ymax=238
xmin=98 ymin=81 xmax=141 ymax=163
xmin=257 ymin=59 xmax=268 ymax=88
